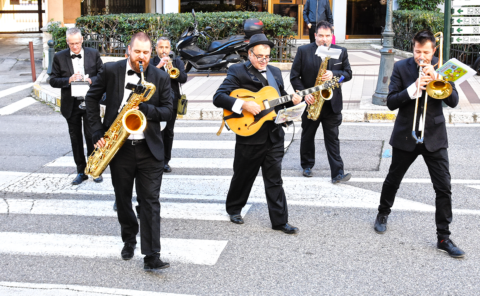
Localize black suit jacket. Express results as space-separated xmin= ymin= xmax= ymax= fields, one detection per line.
xmin=151 ymin=56 xmax=188 ymax=108
xmin=49 ymin=47 xmax=103 ymax=119
xmin=85 ymin=59 xmax=173 ymax=161
xmin=387 ymin=57 xmax=458 ymax=152
xmin=213 ymin=61 xmax=291 ymax=145
xmin=290 ymin=43 xmax=352 ymax=114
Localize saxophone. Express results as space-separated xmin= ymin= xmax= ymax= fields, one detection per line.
xmin=307 ymin=47 xmax=335 ymax=121
xmin=85 ymin=62 xmax=156 ymax=179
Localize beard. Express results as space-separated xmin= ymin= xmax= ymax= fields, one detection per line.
xmin=128 ymin=55 xmax=150 ymax=73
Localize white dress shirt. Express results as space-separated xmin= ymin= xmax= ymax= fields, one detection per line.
xmin=119 ymin=61 xmax=145 ymax=140
xmin=70 ymin=49 xmax=85 ymax=78
xmin=231 ymin=69 xmax=268 ymax=114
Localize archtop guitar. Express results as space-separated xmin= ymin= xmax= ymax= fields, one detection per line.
xmin=218 ymin=77 xmax=343 ymax=137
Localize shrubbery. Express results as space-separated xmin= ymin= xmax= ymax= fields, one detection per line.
xmin=396 ymin=0 xmax=444 ymax=13
xmin=392 ymin=10 xmax=444 ymax=51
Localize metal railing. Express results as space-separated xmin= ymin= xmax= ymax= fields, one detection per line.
xmin=81 ymin=0 xmax=146 ymax=16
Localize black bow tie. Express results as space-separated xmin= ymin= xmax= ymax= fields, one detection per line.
xmin=127 ymin=70 xmax=141 ymax=78
xmin=259 ymin=70 xmax=267 ymax=73
xmin=71 ymin=54 xmax=82 ymax=59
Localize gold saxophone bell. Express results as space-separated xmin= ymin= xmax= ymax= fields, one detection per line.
xmin=164 ymin=53 xmax=180 ymax=79
xmin=426 ymin=32 xmax=452 ymax=100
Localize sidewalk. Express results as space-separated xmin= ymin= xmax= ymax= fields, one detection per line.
xmin=33 ymin=48 xmax=480 ymax=123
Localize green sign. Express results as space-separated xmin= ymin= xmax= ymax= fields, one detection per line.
xmin=452 ymin=17 xmax=480 ymax=25
xmin=451 ymin=26 xmax=480 ymax=34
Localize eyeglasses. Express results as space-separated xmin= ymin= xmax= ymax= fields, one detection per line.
xmin=251 ymin=51 xmax=270 ymax=62
xmin=68 ymin=42 xmax=82 ymax=47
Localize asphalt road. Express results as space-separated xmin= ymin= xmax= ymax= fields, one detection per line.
xmin=1 ymin=85 xmax=480 ymax=295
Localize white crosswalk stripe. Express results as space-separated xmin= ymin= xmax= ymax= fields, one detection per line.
xmin=0 ymin=282 xmax=193 ymax=296
xmin=0 ymin=97 xmax=38 ymax=115
xmin=0 ymin=198 xmax=250 ymax=221
xmin=0 ymin=83 xmax=34 ymax=99
xmin=0 ymin=232 xmax=227 ymax=265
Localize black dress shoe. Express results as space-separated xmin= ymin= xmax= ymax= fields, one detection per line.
xmin=272 ymin=223 xmax=299 ymax=234
xmin=72 ymin=173 xmax=88 ymax=185
xmin=144 ymin=253 xmax=170 ymax=271
xmin=229 ymin=214 xmax=244 ymax=224
xmin=437 ymin=238 xmax=465 ymax=258
xmin=113 ymin=201 xmax=117 ymax=211
xmin=93 ymin=175 xmax=103 ymax=183
xmin=303 ymin=168 xmax=312 ymax=177
xmin=164 ymin=164 xmax=172 ymax=173
xmin=332 ymin=173 xmax=352 ymax=184
xmin=374 ymin=213 xmax=388 ymax=234
xmin=121 ymin=243 xmax=136 ymax=260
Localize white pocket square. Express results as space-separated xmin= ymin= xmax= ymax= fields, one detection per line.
xmin=334 ymin=62 xmax=342 ymax=65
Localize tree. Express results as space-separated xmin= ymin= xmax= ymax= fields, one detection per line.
xmin=397 ymin=0 xmax=445 ymax=12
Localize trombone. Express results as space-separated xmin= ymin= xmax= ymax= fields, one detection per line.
xmin=412 ymin=32 xmax=452 ymax=144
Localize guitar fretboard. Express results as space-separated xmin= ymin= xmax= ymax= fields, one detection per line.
xmin=269 ymin=84 xmax=329 ymax=108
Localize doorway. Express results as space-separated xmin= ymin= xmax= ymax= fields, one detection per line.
xmin=346 ymin=0 xmax=386 ymax=38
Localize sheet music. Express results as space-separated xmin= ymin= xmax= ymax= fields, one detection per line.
xmin=315 ymin=45 xmax=342 ymax=59
xmin=274 ymin=102 xmax=307 ymax=124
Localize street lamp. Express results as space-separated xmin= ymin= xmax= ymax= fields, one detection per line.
xmin=372 ymin=0 xmax=395 ymax=106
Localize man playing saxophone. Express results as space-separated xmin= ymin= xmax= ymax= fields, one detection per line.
xmin=152 ymin=37 xmax=188 ymax=173
xmin=290 ymin=20 xmax=352 ymax=182
xmin=85 ymin=32 xmax=173 ymax=270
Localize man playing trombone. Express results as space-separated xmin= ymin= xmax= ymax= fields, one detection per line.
xmin=373 ymin=30 xmax=464 ymax=258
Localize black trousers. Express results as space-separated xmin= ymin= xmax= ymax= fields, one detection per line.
xmin=378 ymin=146 xmax=452 ymax=238
xmin=300 ymin=103 xmax=344 ymax=179
xmin=65 ymin=101 xmax=94 ymax=173
xmin=308 ymin=23 xmax=317 ymax=43
xmin=226 ymin=137 xmax=288 ymax=227
xmin=161 ymin=109 xmax=177 ymax=165
xmin=110 ymin=140 xmax=164 ymax=256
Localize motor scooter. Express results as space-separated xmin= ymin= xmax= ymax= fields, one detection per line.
xmin=176 ymin=10 xmax=262 ymax=72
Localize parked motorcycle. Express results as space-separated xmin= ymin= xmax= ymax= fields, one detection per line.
xmin=176 ymin=9 xmax=263 ymax=72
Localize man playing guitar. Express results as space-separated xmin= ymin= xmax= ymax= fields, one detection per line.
xmin=213 ymin=34 xmax=302 ymax=234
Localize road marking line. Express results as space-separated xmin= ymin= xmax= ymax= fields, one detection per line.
xmin=0 ymin=282 xmax=193 ymax=296
xmin=0 ymin=232 xmax=228 ymax=266
xmin=0 ymin=198 xmax=249 ymax=221
xmin=0 ymin=97 xmax=37 ymax=115
xmin=0 ymin=83 xmax=34 ymax=99
xmin=173 ymin=126 xmax=297 ymax=133
xmin=2 ymin=172 xmax=479 ymax=215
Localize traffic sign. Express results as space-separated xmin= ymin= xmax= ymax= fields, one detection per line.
xmin=451 ymin=36 xmax=480 ymax=44
xmin=452 ymin=7 xmax=480 ymax=16
xmin=452 ymin=26 xmax=480 ymax=34
xmin=452 ymin=17 xmax=480 ymax=25
xmin=452 ymin=0 xmax=479 ymax=5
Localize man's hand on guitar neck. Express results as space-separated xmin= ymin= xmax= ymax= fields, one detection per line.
xmin=242 ymin=101 xmax=261 ymax=115
xmin=292 ymin=93 xmax=302 ymax=105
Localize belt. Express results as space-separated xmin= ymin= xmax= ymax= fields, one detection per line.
xmin=126 ymin=139 xmax=145 ymax=145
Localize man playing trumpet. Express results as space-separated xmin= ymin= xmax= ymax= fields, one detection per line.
xmin=152 ymin=37 xmax=188 ymax=173
xmin=373 ymin=30 xmax=464 ymax=258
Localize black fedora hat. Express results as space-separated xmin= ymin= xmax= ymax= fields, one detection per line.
xmin=246 ymin=33 xmax=274 ymax=50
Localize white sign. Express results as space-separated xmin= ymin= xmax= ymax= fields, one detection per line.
xmin=452 ymin=17 xmax=480 ymax=25
xmin=452 ymin=26 xmax=480 ymax=34
xmin=452 ymin=7 xmax=480 ymax=16
xmin=452 ymin=0 xmax=479 ymax=5
xmin=451 ymin=35 xmax=480 ymax=44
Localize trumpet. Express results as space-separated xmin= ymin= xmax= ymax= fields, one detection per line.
xmin=164 ymin=53 xmax=180 ymax=79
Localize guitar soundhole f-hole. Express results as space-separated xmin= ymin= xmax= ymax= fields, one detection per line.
xmin=244 ymin=124 xmax=247 ymax=126
xmin=238 ymin=128 xmax=240 ymax=130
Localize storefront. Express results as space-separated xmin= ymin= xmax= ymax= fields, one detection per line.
xmin=170 ymin=0 xmax=387 ymax=43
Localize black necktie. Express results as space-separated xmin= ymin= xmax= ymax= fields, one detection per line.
xmin=71 ymin=54 xmax=82 ymax=59
xmin=127 ymin=70 xmax=141 ymax=78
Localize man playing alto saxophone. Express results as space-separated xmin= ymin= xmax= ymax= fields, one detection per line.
xmin=85 ymin=32 xmax=173 ymax=271
xmin=290 ymin=21 xmax=352 ymax=182
xmin=152 ymin=37 xmax=188 ymax=173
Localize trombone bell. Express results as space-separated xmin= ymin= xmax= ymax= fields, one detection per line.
xmin=425 ymin=32 xmax=452 ymax=100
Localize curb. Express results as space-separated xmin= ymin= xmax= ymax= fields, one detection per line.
xmin=31 ymin=70 xmax=478 ymax=124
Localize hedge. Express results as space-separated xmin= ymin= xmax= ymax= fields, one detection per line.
xmin=74 ymin=12 xmax=295 ymax=51
xmin=392 ymin=10 xmax=444 ymax=51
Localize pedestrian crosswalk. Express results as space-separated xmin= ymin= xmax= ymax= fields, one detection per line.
xmin=2 ymin=122 xmax=480 ymax=294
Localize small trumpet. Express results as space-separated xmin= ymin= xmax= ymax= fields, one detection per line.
xmin=164 ymin=53 xmax=180 ymax=79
